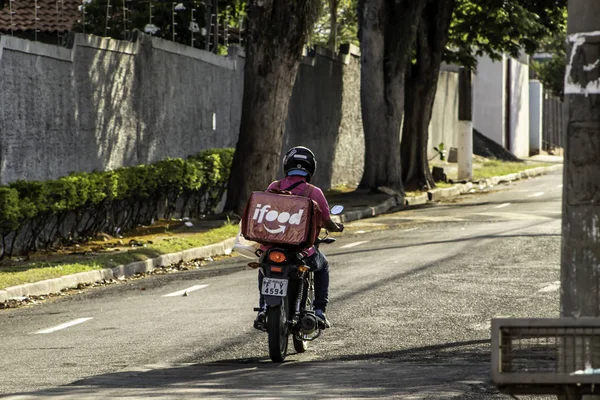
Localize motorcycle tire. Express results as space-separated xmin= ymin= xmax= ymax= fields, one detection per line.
xmin=266 ymin=304 xmax=289 ymax=362
xmin=293 ymin=335 xmax=308 ymax=353
xmin=293 ymin=282 xmax=312 ymax=354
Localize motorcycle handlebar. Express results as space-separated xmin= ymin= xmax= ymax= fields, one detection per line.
xmin=316 ymin=237 xmax=336 ymax=245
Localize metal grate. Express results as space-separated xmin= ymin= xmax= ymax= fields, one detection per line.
xmin=500 ymin=327 xmax=600 ymax=374
xmin=492 ymin=318 xmax=600 ymax=394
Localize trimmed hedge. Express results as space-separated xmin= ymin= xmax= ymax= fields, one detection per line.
xmin=0 ymin=148 xmax=234 ymax=258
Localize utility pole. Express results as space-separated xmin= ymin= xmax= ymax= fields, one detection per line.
xmin=561 ymin=0 xmax=600 ymax=399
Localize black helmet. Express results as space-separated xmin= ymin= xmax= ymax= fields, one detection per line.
xmin=283 ymin=146 xmax=317 ymax=181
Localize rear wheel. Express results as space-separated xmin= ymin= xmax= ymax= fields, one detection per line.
xmin=294 ymin=275 xmax=314 ymax=354
xmin=266 ymin=304 xmax=289 ymax=362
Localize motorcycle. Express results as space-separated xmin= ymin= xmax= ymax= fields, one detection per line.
xmin=249 ymin=205 xmax=344 ymax=362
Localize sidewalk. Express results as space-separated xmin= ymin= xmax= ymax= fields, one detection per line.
xmin=0 ymin=160 xmax=563 ymax=304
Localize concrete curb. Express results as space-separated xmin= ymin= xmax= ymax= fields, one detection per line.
xmin=330 ymin=196 xmax=402 ymax=224
xmin=407 ymin=164 xmax=563 ymax=204
xmin=0 ymin=164 xmax=562 ymax=303
xmin=0 ymin=238 xmax=236 ymax=303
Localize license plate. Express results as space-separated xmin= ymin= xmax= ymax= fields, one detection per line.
xmin=261 ymin=277 xmax=288 ymax=297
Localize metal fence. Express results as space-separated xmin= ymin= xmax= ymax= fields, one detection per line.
xmin=542 ymin=90 xmax=565 ymax=154
xmin=0 ymin=0 xmax=243 ymax=52
xmin=492 ymin=318 xmax=600 ymax=396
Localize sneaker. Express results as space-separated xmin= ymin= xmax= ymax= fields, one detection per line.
xmin=315 ymin=309 xmax=331 ymax=329
xmin=253 ymin=310 xmax=266 ymax=331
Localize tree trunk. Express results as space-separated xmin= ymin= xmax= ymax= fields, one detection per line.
xmin=224 ymin=0 xmax=320 ymax=215
xmin=401 ymin=0 xmax=456 ymax=192
xmin=358 ymin=0 xmax=426 ymax=193
xmin=327 ymin=0 xmax=339 ymax=51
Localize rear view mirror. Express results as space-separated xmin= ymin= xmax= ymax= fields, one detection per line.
xmin=330 ymin=205 xmax=344 ymax=215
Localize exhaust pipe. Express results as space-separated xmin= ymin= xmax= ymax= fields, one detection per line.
xmin=300 ymin=312 xmax=318 ymax=334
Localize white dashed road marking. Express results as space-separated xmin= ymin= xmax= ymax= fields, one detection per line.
xmin=162 ymin=284 xmax=209 ymax=297
xmin=340 ymin=241 xmax=370 ymax=249
xmin=34 ymin=317 xmax=93 ymax=334
xmin=528 ymin=192 xmax=545 ymax=197
xmin=402 ymin=228 xmax=419 ymax=232
xmin=209 ymin=367 xmax=258 ymax=376
xmin=495 ymin=203 xmax=511 ymax=209
xmin=538 ymin=282 xmax=561 ymax=293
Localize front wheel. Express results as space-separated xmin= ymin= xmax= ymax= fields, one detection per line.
xmin=266 ymin=304 xmax=289 ymax=362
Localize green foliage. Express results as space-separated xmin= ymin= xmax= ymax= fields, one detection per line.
xmin=8 ymin=180 xmax=47 ymax=218
xmin=0 ymin=148 xmax=235 ymax=257
xmin=532 ymin=55 xmax=566 ymax=99
xmin=193 ymin=148 xmax=234 ymax=182
xmin=530 ymin=18 xmax=567 ymax=99
xmin=0 ymin=188 xmax=21 ymax=234
xmin=312 ymin=0 xmax=565 ymax=60
xmin=433 ymin=143 xmax=447 ymax=162
xmin=312 ymin=0 xmax=358 ymax=48
xmin=447 ymin=0 xmax=567 ymax=69
xmin=42 ymin=174 xmax=104 ymax=214
xmin=102 ymin=171 xmax=121 ymax=202
xmin=85 ymin=172 xmax=110 ymax=206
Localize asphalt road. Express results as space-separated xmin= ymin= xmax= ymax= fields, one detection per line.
xmin=0 ymin=171 xmax=564 ymax=399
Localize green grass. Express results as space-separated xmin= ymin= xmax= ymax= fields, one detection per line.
xmin=325 ymin=184 xmax=357 ymax=197
xmin=0 ymin=223 xmax=239 ymax=290
xmin=404 ymin=190 xmax=426 ymax=198
xmin=404 ymin=161 xmax=552 ymax=197
xmin=0 ymin=263 xmax=102 ymax=290
xmin=473 ymin=161 xmax=551 ymax=179
xmin=405 ymin=182 xmax=454 ymax=197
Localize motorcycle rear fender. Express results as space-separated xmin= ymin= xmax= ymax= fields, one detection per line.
xmin=265 ymin=295 xmax=285 ymax=307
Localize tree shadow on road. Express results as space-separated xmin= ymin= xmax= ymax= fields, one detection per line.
xmin=328 ymin=231 xmax=560 ymax=260
xmin=4 ymin=339 xmax=498 ymax=399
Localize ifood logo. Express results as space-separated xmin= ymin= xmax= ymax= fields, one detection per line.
xmin=252 ymin=204 xmax=304 ymax=234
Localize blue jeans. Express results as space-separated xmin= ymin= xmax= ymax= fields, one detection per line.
xmin=258 ymin=248 xmax=330 ymax=311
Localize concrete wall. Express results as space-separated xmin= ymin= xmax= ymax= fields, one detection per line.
xmin=283 ymin=45 xmax=363 ymax=189
xmin=427 ymin=68 xmax=460 ymax=159
xmin=473 ymin=54 xmax=506 ymax=148
xmin=509 ymin=56 xmax=530 ymax=158
xmin=1 ymin=32 xmax=467 ymax=190
xmin=0 ymin=33 xmax=366 ymax=189
xmin=0 ymin=33 xmax=243 ymax=184
xmin=529 ymin=80 xmax=543 ymax=155
xmin=472 ymin=53 xmax=531 ymax=159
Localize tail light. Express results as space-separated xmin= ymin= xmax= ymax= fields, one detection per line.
xmin=268 ymin=251 xmax=287 ymax=263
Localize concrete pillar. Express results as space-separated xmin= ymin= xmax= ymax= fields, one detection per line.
xmin=458 ymin=121 xmax=473 ymax=180
xmin=561 ymin=1 xmax=600 ymax=399
xmin=529 ymin=80 xmax=543 ymax=155
xmin=458 ymin=68 xmax=473 ymax=181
